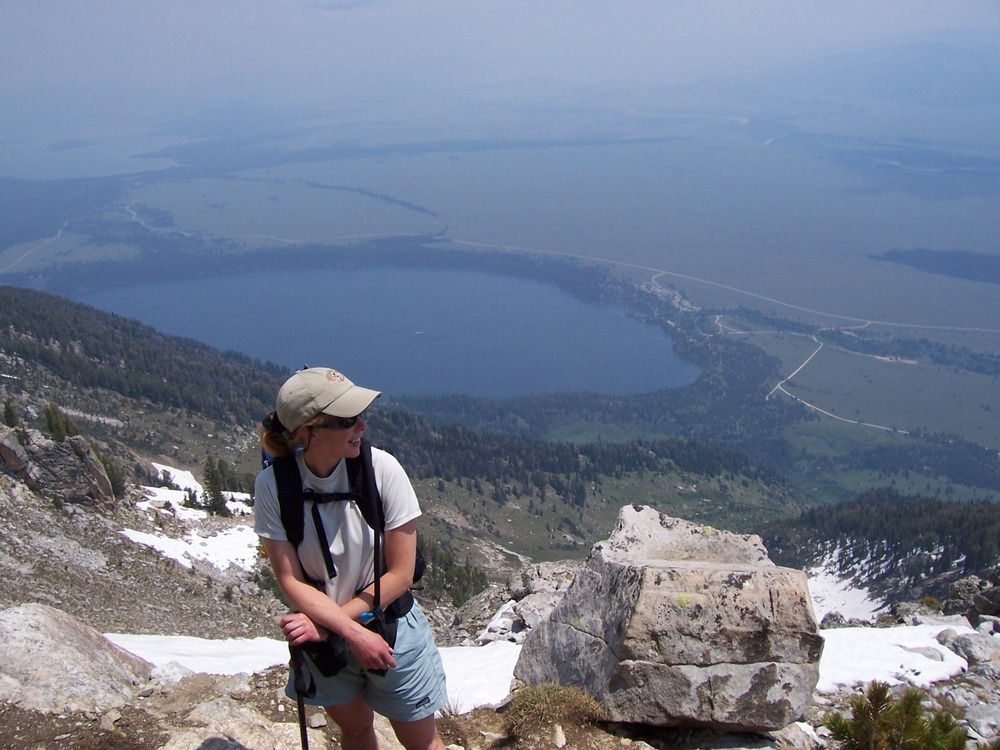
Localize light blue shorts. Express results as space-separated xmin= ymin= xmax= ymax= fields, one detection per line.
xmin=287 ymin=603 xmax=448 ymax=723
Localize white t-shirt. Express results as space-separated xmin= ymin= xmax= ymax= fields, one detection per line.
xmin=254 ymin=447 xmax=421 ymax=605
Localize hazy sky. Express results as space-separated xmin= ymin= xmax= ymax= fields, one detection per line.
xmin=3 ymin=0 xmax=999 ymax=138
xmin=2 ymin=0 xmax=1000 ymax=366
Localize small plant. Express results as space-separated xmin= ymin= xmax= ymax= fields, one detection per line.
xmin=918 ymin=596 xmax=942 ymax=612
xmin=502 ymin=682 xmax=605 ymax=740
xmin=95 ymin=447 xmax=127 ymax=498
xmin=3 ymin=398 xmax=21 ymax=429
xmin=825 ymin=681 xmax=967 ymax=750
xmin=42 ymin=402 xmax=77 ymax=442
xmin=437 ymin=694 xmax=466 ymax=719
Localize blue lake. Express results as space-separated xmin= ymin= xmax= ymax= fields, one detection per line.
xmin=76 ymin=267 xmax=699 ymax=398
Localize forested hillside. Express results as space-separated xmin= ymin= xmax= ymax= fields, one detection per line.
xmin=0 ymin=285 xmax=285 ymax=421
xmin=842 ymin=433 xmax=1000 ymax=494
xmin=365 ymin=406 xmax=806 ymax=559
xmin=761 ymin=487 xmax=1000 ymax=602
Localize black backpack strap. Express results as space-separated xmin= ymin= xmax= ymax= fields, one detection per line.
xmin=272 ymin=455 xmax=305 ymax=549
xmin=345 ymin=440 xmax=383 ymax=533
xmin=272 ymin=454 xmax=339 ymax=581
xmin=353 ymin=440 xmax=419 ymax=622
xmin=310 ymin=504 xmax=337 ymax=581
xmin=355 ymin=440 xmax=385 ymax=610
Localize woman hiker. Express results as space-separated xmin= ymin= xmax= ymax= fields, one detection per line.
xmin=254 ymin=366 xmax=447 ymax=750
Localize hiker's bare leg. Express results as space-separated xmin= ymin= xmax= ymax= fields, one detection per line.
xmin=325 ymin=695 xmax=377 ymax=750
xmin=389 ymin=714 xmax=446 ymax=750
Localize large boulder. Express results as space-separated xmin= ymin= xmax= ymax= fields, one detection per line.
xmin=31 ymin=434 xmax=116 ymax=507
xmin=514 ymin=505 xmax=823 ymax=732
xmin=0 ymin=603 xmax=152 ymax=713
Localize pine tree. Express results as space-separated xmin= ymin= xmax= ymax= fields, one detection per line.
xmin=3 ymin=399 xmax=21 ymax=429
xmin=42 ymin=403 xmax=77 ymax=442
xmin=202 ymin=455 xmax=231 ymax=517
xmin=826 ymin=682 xmax=967 ymax=750
xmin=3 ymin=399 xmax=27 ymax=445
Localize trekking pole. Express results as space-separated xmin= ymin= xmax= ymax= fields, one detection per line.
xmin=289 ymin=644 xmax=310 ymax=750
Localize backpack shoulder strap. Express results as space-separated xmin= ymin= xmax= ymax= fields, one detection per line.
xmin=351 ymin=440 xmax=425 ymax=591
xmin=272 ymin=454 xmax=305 ymax=548
xmin=345 ymin=439 xmax=384 ymax=534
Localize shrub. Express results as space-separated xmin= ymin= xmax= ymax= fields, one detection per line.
xmin=3 ymin=398 xmax=21 ymax=428
xmin=43 ymin=402 xmax=77 ymax=442
xmin=502 ymin=683 xmax=605 ymax=740
xmin=919 ymin=596 xmax=942 ymax=611
xmin=825 ymin=681 xmax=966 ymax=750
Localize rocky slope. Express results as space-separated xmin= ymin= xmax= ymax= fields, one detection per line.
xmin=0 ymin=430 xmax=283 ymax=639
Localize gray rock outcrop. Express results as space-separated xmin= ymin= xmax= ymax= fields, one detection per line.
xmin=975 ymin=584 xmax=1000 ymax=619
xmin=30 ymin=433 xmax=116 ymax=507
xmin=514 ymin=505 xmax=823 ymax=732
xmin=474 ymin=561 xmax=585 ymax=645
xmin=0 ymin=425 xmax=36 ymax=487
xmin=0 ymin=426 xmax=114 ymax=507
xmin=936 ymin=628 xmax=1000 ymax=666
xmin=944 ymin=573 xmax=1000 ymax=621
xmin=0 ymin=603 xmax=401 ymax=749
xmin=0 ymin=603 xmax=152 ymax=713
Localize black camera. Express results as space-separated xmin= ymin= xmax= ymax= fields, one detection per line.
xmin=300 ymin=634 xmax=351 ymax=677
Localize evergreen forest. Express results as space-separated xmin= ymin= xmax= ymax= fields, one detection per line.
xmin=762 ymin=487 xmax=1000 ymax=597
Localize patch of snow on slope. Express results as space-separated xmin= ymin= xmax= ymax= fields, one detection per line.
xmin=125 ymin=484 xmax=260 ymax=571
xmin=806 ymin=545 xmax=884 ymax=620
xmin=807 ymin=563 xmax=883 ymax=620
xmin=151 ymin=462 xmax=203 ymax=494
xmin=818 ymin=623 xmax=973 ymax=692
xmin=121 ymin=524 xmax=260 ymax=572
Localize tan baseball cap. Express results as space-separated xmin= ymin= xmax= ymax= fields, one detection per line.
xmin=275 ymin=367 xmax=381 ymax=433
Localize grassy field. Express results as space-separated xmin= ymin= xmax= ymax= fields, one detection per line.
xmin=411 ymin=459 xmax=804 ymax=572
xmin=745 ymin=331 xmax=1000 ymax=450
xmin=779 ymin=418 xmax=999 ymax=504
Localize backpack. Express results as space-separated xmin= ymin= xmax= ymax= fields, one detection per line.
xmin=270 ymin=438 xmax=425 ymax=618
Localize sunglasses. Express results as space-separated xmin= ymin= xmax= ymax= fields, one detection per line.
xmin=310 ymin=414 xmax=363 ymax=430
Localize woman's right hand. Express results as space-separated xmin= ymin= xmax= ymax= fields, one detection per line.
xmin=280 ymin=611 xmax=328 ymax=646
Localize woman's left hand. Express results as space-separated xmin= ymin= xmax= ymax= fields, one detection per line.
xmin=280 ymin=611 xmax=328 ymax=645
